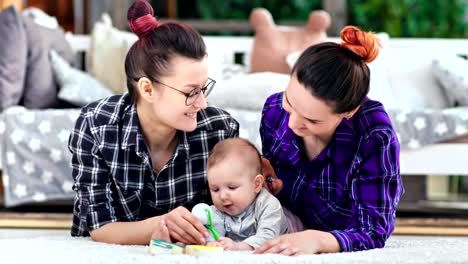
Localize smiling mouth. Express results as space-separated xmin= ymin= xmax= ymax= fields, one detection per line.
xmin=185 ymin=112 xmax=197 ymax=117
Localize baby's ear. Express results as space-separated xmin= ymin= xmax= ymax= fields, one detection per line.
xmin=254 ymin=174 xmax=264 ymax=193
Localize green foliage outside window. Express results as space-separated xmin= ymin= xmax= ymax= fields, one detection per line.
xmin=193 ymin=0 xmax=321 ymax=21
xmin=189 ymin=0 xmax=467 ymax=38
xmin=347 ymin=0 xmax=467 ymax=38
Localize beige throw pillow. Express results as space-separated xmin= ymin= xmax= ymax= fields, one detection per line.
xmin=88 ymin=14 xmax=137 ymax=94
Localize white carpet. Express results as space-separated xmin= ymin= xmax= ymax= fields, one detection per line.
xmin=1 ymin=235 xmax=468 ymax=264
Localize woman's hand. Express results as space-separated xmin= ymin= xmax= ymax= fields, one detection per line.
xmin=261 ymin=157 xmax=283 ymax=195
xmin=163 ymin=206 xmax=210 ymax=245
xmin=254 ymin=230 xmax=340 ymax=255
xmin=150 ymin=219 xmax=171 ymax=241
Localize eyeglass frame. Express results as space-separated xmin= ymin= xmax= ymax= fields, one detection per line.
xmin=134 ymin=76 xmax=216 ymax=106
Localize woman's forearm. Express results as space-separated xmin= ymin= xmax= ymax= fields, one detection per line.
xmin=90 ymin=216 xmax=162 ymax=245
xmin=311 ymin=230 xmax=341 ymax=253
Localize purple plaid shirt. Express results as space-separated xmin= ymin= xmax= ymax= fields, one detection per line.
xmin=260 ymin=92 xmax=404 ymax=252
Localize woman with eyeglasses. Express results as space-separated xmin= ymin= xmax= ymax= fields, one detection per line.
xmin=68 ymin=0 xmax=238 ymax=245
xmin=255 ymin=26 xmax=404 ymax=255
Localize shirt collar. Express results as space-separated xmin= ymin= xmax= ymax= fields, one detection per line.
xmin=276 ymin=115 xmax=302 ymax=166
xmin=227 ymin=198 xmax=255 ymax=221
xmin=325 ymin=117 xmax=357 ymax=164
xmin=174 ymin=130 xmax=191 ymax=161
xmin=277 ymin=113 xmax=357 ymax=165
xmin=121 ymin=105 xmax=191 ymax=160
xmin=121 ymin=103 xmax=141 ymax=151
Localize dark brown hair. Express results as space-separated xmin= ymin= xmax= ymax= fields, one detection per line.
xmin=291 ymin=26 xmax=381 ymax=113
xmin=125 ymin=0 xmax=206 ymax=103
xmin=207 ymin=138 xmax=262 ymax=176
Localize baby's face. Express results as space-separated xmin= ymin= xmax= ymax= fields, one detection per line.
xmin=207 ymin=156 xmax=260 ymax=217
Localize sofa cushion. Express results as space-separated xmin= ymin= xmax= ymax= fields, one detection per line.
xmin=432 ymin=56 xmax=468 ymax=107
xmin=386 ymin=48 xmax=450 ymax=110
xmin=22 ymin=16 xmax=75 ymax=109
xmin=0 ymin=7 xmax=27 ymax=111
xmin=208 ymin=72 xmax=288 ymax=110
xmin=88 ymin=14 xmax=137 ymax=95
xmin=51 ymin=50 xmax=114 ymax=106
xmin=248 ymin=8 xmax=330 ymax=74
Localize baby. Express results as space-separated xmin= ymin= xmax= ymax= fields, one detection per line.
xmin=206 ymin=137 xmax=288 ymax=251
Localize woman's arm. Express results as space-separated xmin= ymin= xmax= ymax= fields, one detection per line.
xmin=330 ymin=129 xmax=403 ymax=252
xmin=89 ymin=206 xmax=210 ymax=245
xmin=90 ymin=216 xmax=162 ymax=245
xmin=69 ymin=110 xmax=121 ymax=238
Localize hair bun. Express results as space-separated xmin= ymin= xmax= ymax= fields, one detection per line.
xmin=127 ymin=0 xmax=160 ymax=39
xmin=340 ymin=26 xmax=381 ymax=63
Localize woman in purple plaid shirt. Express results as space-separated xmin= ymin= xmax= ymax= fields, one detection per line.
xmin=255 ymin=26 xmax=404 ymax=255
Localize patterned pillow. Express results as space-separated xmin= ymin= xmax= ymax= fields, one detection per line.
xmin=388 ymin=107 xmax=468 ymax=149
xmin=50 ymin=50 xmax=114 ymax=106
xmin=432 ymin=56 xmax=468 ymax=107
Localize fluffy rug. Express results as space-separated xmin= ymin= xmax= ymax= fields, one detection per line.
xmin=1 ymin=235 xmax=468 ymax=264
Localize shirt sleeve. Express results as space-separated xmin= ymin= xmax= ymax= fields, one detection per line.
xmin=68 ymin=110 xmax=117 ymax=234
xmin=330 ymin=129 xmax=404 ymax=252
xmin=243 ymin=190 xmax=288 ymax=249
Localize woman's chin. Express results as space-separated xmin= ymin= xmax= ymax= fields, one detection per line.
xmin=176 ymin=119 xmax=198 ymax=132
xmin=291 ymin=128 xmax=307 ymax=137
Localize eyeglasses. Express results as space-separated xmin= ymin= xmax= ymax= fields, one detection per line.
xmin=136 ymin=77 xmax=216 ymax=106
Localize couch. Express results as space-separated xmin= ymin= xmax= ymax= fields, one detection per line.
xmin=1 ymin=15 xmax=468 ymax=207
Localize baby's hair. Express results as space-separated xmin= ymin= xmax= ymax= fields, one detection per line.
xmin=207 ymin=138 xmax=262 ymax=175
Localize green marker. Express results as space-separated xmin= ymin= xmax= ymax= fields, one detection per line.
xmin=205 ymin=208 xmax=219 ymax=240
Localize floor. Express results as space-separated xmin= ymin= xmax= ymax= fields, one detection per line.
xmin=0 ymin=228 xmax=69 ymax=239
xmin=2 ymin=228 xmax=468 ymax=241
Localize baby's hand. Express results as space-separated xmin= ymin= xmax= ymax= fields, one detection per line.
xmin=206 ymin=241 xmax=222 ymax=247
xmin=216 ymin=237 xmax=237 ymax=250
xmin=216 ymin=237 xmax=254 ymax=251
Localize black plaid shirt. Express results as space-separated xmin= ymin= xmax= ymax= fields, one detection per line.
xmin=69 ymin=93 xmax=239 ymax=236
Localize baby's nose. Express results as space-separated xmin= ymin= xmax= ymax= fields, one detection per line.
xmin=220 ymin=191 xmax=228 ymax=200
